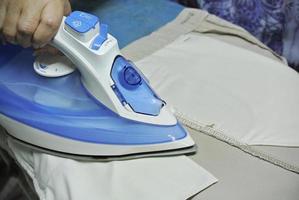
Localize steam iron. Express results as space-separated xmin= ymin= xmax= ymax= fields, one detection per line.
xmin=0 ymin=11 xmax=196 ymax=161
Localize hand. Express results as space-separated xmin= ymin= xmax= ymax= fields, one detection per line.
xmin=0 ymin=0 xmax=71 ymax=48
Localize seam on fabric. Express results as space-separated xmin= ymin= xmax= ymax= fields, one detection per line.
xmin=194 ymin=19 xmax=284 ymax=62
xmin=175 ymin=110 xmax=299 ymax=174
xmin=123 ymin=8 xmax=285 ymax=65
xmin=195 ymin=29 xmax=283 ymax=60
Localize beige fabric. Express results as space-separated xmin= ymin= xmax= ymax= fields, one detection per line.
xmin=121 ymin=7 xmax=299 ymax=199
xmin=195 ymin=14 xmax=285 ymax=62
xmin=122 ymin=8 xmax=285 ymax=64
xmin=133 ymin=32 xmax=299 ymax=171
xmin=188 ymin=128 xmax=299 ymax=200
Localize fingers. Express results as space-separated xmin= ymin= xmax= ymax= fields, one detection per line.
xmin=32 ymin=0 xmax=64 ymax=49
xmin=16 ymin=1 xmax=43 ymax=48
xmin=2 ymin=0 xmax=22 ymax=44
xmin=0 ymin=0 xmax=7 ymax=31
xmin=1 ymin=0 xmax=70 ymax=47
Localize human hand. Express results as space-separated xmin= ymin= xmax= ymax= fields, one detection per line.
xmin=0 ymin=0 xmax=71 ymax=48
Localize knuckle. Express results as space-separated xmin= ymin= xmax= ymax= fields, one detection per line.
xmin=42 ymin=18 xmax=59 ymax=30
xmin=18 ymin=22 xmax=36 ymax=35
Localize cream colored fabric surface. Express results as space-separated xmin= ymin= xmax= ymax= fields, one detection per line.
xmin=123 ymin=8 xmax=299 ymax=173
xmin=188 ymin=127 xmax=299 ymax=200
xmin=122 ymin=9 xmax=285 ymax=64
xmin=135 ymin=33 xmax=299 ymax=147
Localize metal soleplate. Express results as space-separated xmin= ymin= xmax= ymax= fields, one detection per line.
xmin=6 ymin=130 xmax=197 ymax=162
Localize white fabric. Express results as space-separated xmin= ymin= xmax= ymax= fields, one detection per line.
xmin=7 ymin=138 xmax=217 ymax=200
xmin=136 ymin=32 xmax=299 ymax=147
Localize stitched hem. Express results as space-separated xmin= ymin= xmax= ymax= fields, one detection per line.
xmin=175 ymin=110 xmax=299 ymax=174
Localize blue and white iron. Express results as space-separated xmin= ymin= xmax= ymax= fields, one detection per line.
xmin=0 ymin=11 xmax=196 ymax=160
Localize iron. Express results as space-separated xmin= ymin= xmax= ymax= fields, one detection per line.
xmin=0 ymin=11 xmax=196 ymax=161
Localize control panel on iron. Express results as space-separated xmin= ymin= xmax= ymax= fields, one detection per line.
xmin=34 ymin=11 xmax=177 ymax=126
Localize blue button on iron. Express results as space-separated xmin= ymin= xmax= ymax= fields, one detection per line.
xmin=65 ymin=11 xmax=99 ymax=33
xmin=124 ymin=66 xmax=142 ymax=86
xmin=71 ymin=11 xmax=98 ymax=25
xmin=65 ymin=18 xmax=92 ymax=33
xmin=91 ymin=24 xmax=108 ymax=50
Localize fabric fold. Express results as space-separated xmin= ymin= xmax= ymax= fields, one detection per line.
xmin=6 ymin=136 xmax=217 ymax=200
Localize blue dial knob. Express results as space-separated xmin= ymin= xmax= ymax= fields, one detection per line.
xmin=111 ymin=57 xmax=163 ymax=116
xmin=124 ymin=66 xmax=142 ymax=86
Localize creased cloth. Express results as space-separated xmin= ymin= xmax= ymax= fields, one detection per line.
xmin=4 ymin=134 xmax=216 ymax=200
